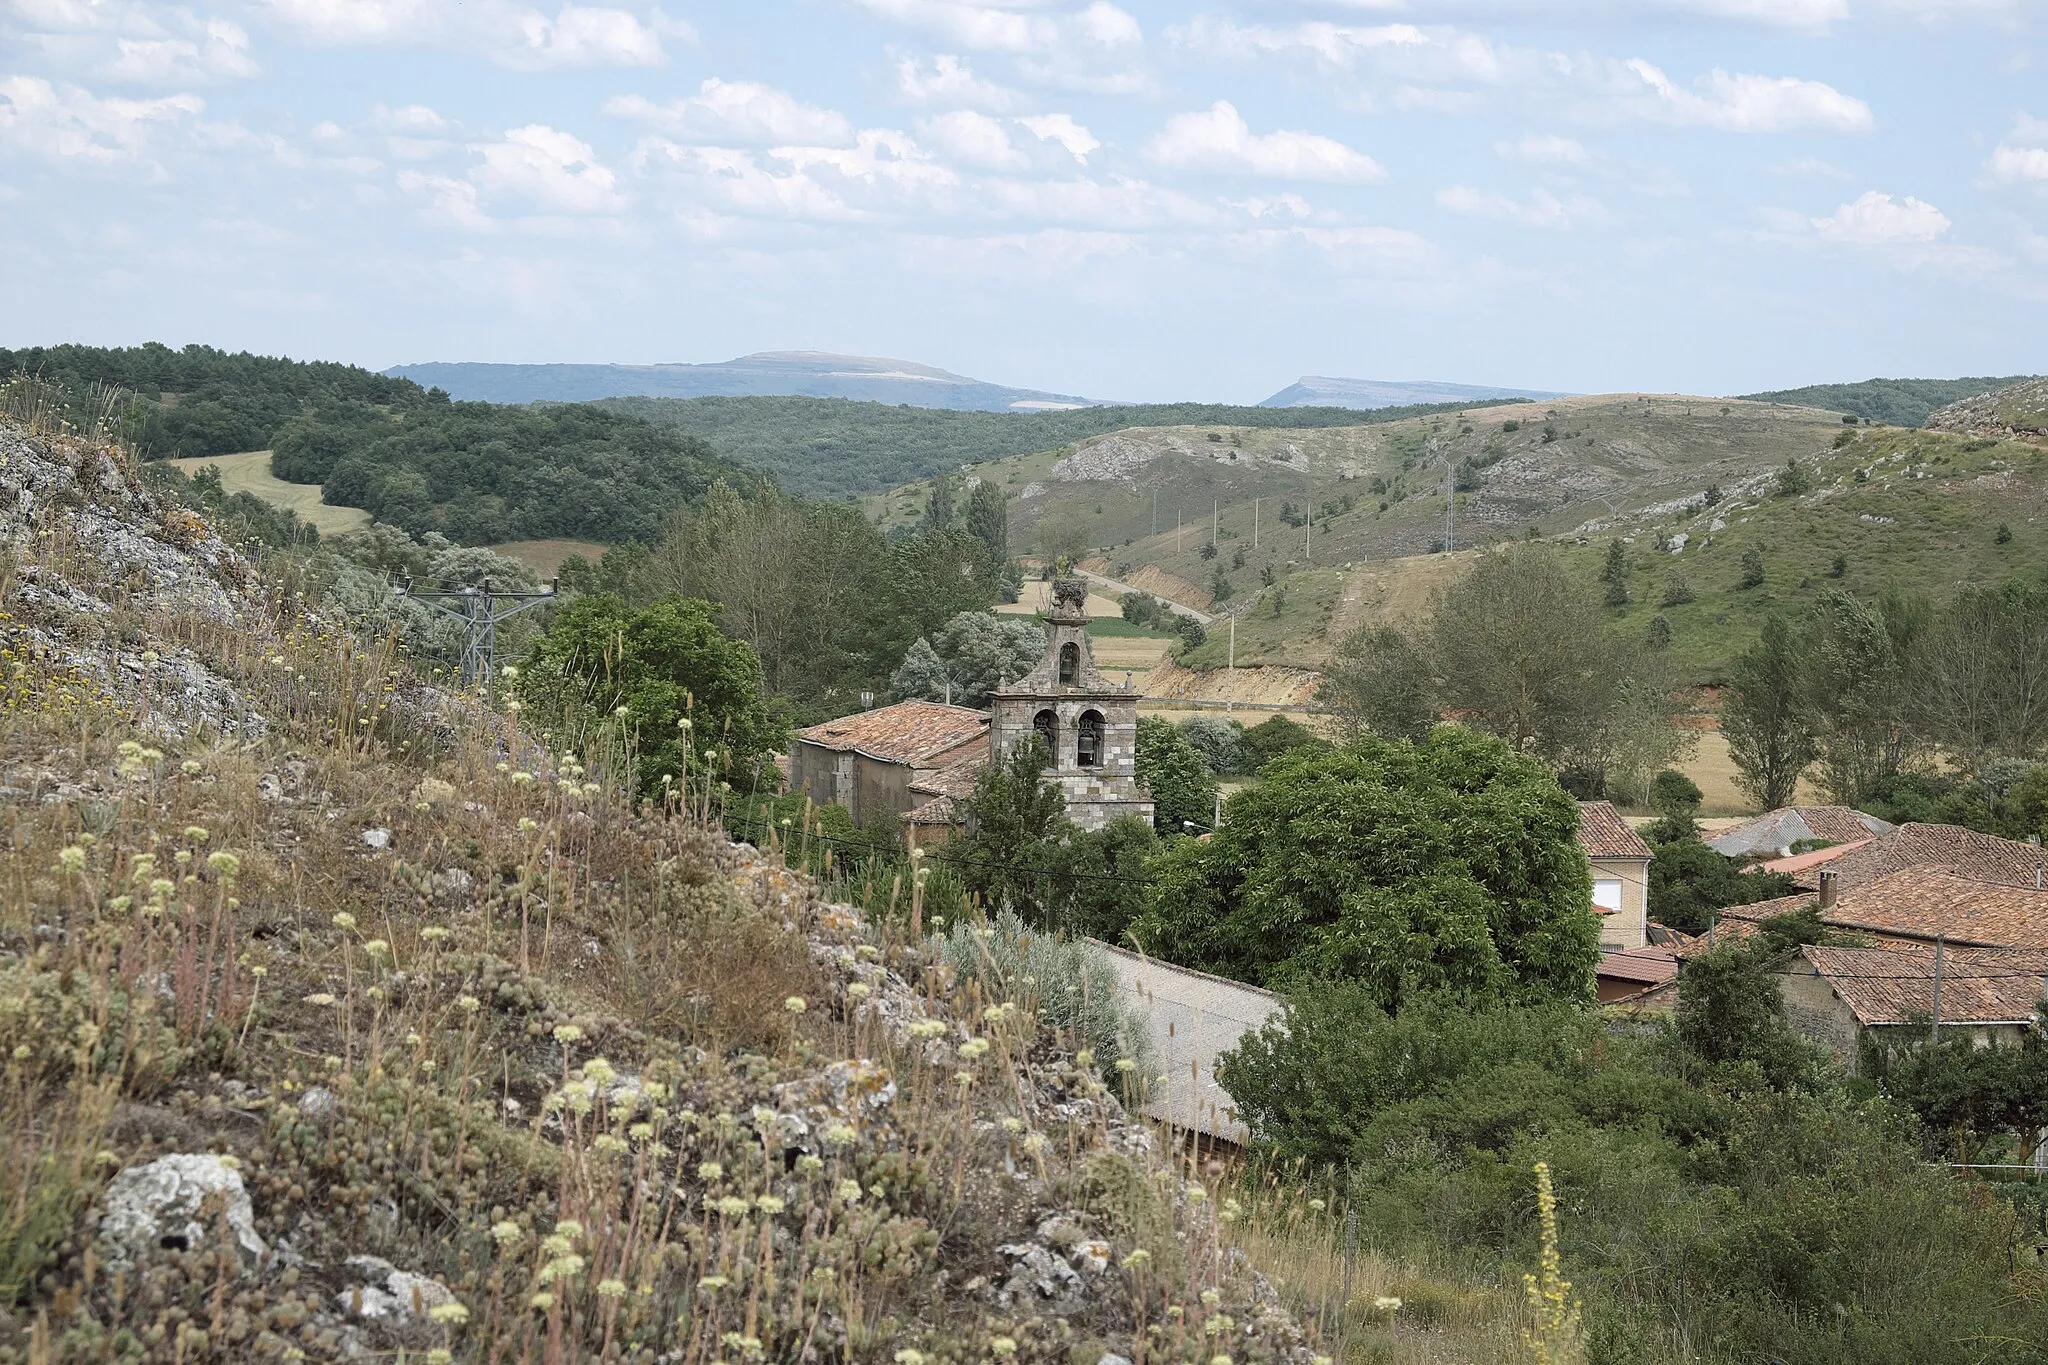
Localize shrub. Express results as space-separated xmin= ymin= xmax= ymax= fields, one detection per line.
xmin=939 ymin=912 xmax=1151 ymax=1080
xmin=1177 ymin=714 xmax=1246 ymax=774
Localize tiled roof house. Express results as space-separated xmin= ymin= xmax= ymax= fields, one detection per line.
xmin=1708 ymin=806 xmax=1895 ymax=860
xmin=788 ymin=701 xmax=990 ymax=826
xmin=1781 ymin=942 xmax=2048 ymax=1065
xmin=1786 ymin=823 xmax=2048 ymax=893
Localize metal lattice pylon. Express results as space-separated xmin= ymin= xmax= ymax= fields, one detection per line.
xmin=393 ymin=576 xmax=557 ymax=701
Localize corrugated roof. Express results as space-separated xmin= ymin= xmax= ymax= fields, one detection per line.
xmin=1761 ymin=839 xmax=1870 ymax=876
xmin=1578 ymin=801 xmax=1653 ymax=861
xmin=1708 ymin=806 xmax=1894 ymax=859
xmin=1801 ymin=943 xmax=2048 ymax=1027
xmin=794 ymin=701 xmax=989 ymax=766
xmin=1797 ymin=823 xmax=2048 ymax=893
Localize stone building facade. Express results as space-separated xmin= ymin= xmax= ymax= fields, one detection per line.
xmin=986 ymin=577 xmax=1154 ymax=831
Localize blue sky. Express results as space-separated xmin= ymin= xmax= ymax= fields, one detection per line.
xmin=2 ymin=0 xmax=2044 ymax=403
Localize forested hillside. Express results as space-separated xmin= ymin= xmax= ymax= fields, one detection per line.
xmin=601 ymin=393 xmax=1510 ymax=498
xmin=1740 ymin=375 xmax=2033 ymax=427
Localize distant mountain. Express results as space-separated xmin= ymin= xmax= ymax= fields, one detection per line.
xmin=1738 ymin=376 xmax=2038 ymax=429
xmin=384 ymin=351 xmax=1117 ymax=412
xmin=1259 ymin=376 xmax=1570 ymax=409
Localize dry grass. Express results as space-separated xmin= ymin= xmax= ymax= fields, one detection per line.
xmin=487 ymin=540 xmax=611 ymax=577
xmin=166 ymin=450 xmax=372 ymax=537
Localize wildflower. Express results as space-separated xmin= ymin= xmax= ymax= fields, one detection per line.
xmin=1374 ymin=1296 xmax=1402 ymax=1313
xmin=1202 ymin=1290 xmax=1222 ymax=1308
xmin=908 ymin=1019 xmax=947 ymax=1039
xmin=511 ymin=771 xmax=534 ymax=786
xmin=991 ymin=1337 xmax=1018 ymax=1357
xmin=836 ymin=1178 xmax=863 ymax=1204
xmin=204 ymin=851 xmax=240 ymax=879
xmin=698 ymin=1275 xmax=730 ymax=1292
xmin=959 ymin=1037 xmax=990 ymax=1061
xmin=496 ymin=762 xmax=511 ymax=774
xmin=676 ymin=716 xmax=691 ymax=730
xmin=518 ymin=817 xmax=539 ymax=834
xmin=822 ymin=1121 xmax=857 ymax=1147
xmin=595 ymin=1278 xmax=627 ymax=1300
xmin=427 ymin=1302 xmax=470 ymax=1325
xmin=180 ymin=760 xmax=202 ymax=776
xmin=362 ymin=939 xmax=390 ymax=958
xmin=553 ymin=1024 xmax=584 ymax=1045
xmin=583 ymin=1056 xmax=616 ymax=1086
xmin=628 ymin=1122 xmax=654 ymax=1142
xmin=613 ymin=705 xmax=630 ymax=718
xmin=183 ymin=826 xmax=210 ymax=845
xmin=529 ymin=1293 xmax=554 ymax=1311
xmin=491 ymin=1221 xmax=523 ymax=1246
xmin=427 ymin=1352 xmax=452 ymax=1365
xmin=303 ymin=993 xmax=336 ymax=1007
xmin=1115 ymin=1058 xmax=1136 ymax=1073
xmin=537 ymin=1254 xmax=584 ymax=1284
xmin=795 ymin=1153 xmax=823 ymax=1176
xmin=699 ymin=1161 xmax=724 ymax=1181
xmin=332 ymin=912 xmax=357 ymax=931
xmin=420 ymin=926 xmax=451 ymax=943
xmin=846 ymin=982 xmax=871 ymax=1000
xmin=1221 ymin=1198 xmax=1242 ymax=1224
xmin=1075 ymin=1048 xmax=1095 ymax=1069
xmin=756 ymin=1195 xmax=785 ymax=1214
xmin=785 ymin=995 xmax=807 ymax=1014
xmin=1307 ymin=1198 xmax=1326 ymax=1213
xmin=1211 ymin=1357 xmax=1234 ymax=1365
xmin=57 ymin=845 xmax=86 ymax=873
xmin=1000 ymin=1117 xmax=1024 ymax=1135
xmin=895 ymin=1351 xmax=925 ymax=1365
xmin=457 ymin=994 xmax=481 ymax=1012
xmin=1187 ymin=1185 xmax=1208 ymax=1204
xmin=1021 ymin=1132 xmax=1049 ymax=1155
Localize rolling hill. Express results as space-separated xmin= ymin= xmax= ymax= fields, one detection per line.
xmin=871 ymin=387 xmax=2048 ymax=684
xmin=386 ymin=351 xmax=1116 ymax=411
xmin=1737 ymin=375 xmax=2035 ymax=428
xmin=1259 ymin=375 xmax=1569 ymax=409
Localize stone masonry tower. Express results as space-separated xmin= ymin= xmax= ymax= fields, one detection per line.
xmin=988 ymin=576 xmax=1154 ymax=831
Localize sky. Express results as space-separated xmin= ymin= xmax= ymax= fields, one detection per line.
xmin=2 ymin=0 xmax=2046 ymax=403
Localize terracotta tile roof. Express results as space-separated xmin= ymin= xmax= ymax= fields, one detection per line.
xmin=1804 ymin=869 xmax=2048 ymax=950
xmin=906 ymin=794 xmax=962 ymax=827
xmin=1578 ymin=801 xmax=1653 ymax=861
xmin=794 ymin=701 xmax=989 ymax=766
xmin=1597 ymin=946 xmax=1679 ymax=987
xmin=1761 ymin=839 xmax=1869 ymax=876
xmin=1800 ymin=943 xmax=2048 ymax=1027
xmin=908 ymin=756 xmax=984 ymax=801
xmin=1680 ymin=892 xmax=1821 ymax=956
xmin=1797 ymin=823 xmax=2048 ymax=893
xmin=1708 ymin=806 xmax=1894 ymax=859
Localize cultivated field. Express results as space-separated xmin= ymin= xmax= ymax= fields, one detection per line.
xmin=167 ymin=449 xmax=371 ymax=536
xmin=486 ymin=538 xmax=610 ymax=576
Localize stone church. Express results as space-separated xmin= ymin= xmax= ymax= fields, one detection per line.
xmin=788 ymin=575 xmax=1153 ymax=834
xmin=986 ymin=576 xmax=1154 ymax=831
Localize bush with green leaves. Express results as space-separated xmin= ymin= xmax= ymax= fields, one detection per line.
xmin=939 ymin=911 xmax=1152 ymax=1081
xmin=1135 ymin=716 xmax=1217 ymax=834
xmin=1176 ymin=715 xmax=1245 ymax=774
xmin=889 ymin=611 xmax=1045 ymax=707
xmin=515 ymin=593 xmax=788 ymax=796
xmin=1134 ymin=726 xmax=1597 ymax=1002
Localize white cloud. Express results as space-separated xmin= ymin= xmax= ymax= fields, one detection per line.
xmin=1988 ymin=113 xmax=2048 ymax=185
xmin=1812 ymin=190 xmax=1948 ymax=243
xmin=1147 ymin=101 xmax=1384 ymax=183
xmin=0 ymin=74 xmax=204 ymax=164
xmin=918 ymin=109 xmax=1022 ymax=168
xmin=1017 ymin=112 xmax=1096 ymax=162
xmin=396 ymin=169 xmax=491 ymax=229
xmin=474 ymin=124 xmax=624 ymax=214
xmin=103 ymin=20 xmax=258 ymax=83
xmin=1667 ymin=0 xmax=1846 ymax=29
xmin=635 ymin=140 xmax=868 ymax=221
xmin=894 ymin=53 xmax=1019 ymax=110
xmin=1437 ymin=184 xmax=1599 ymax=228
xmin=1622 ymin=60 xmax=1873 ymax=133
xmin=605 ymin=80 xmax=854 ymax=146
xmin=1496 ymin=133 xmax=1587 ymax=166
xmin=258 ymin=0 xmax=680 ymax=68
xmin=771 ymin=129 xmax=957 ymax=195
xmin=848 ymin=0 xmax=1140 ymax=56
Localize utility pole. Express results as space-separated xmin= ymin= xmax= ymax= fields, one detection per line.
xmin=395 ymin=577 xmax=557 ymax=702
xmin=1152 ymin=489 xmax=1158 ymax=537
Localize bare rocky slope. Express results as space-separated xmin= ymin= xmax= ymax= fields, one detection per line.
xmin=0 ymin=417 xmax=1318 ymax=1364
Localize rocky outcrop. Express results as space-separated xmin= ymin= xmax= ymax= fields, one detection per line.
xmin=1925 ymin=377 xmax=2048 ymax=440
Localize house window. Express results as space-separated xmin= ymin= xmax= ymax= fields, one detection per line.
xmin=1077 ymin=710 xmax=1104 ymax=767
xmin=1032 ymin=709 xmax=1058 ymax=764
xmin=1593 ymin=878 xmax=1623 ymax=916
xmin=1058 ymin=642 xmax=1080 ymax=684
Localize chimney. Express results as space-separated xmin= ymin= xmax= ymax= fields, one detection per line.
xmin=1818 ymin=870 xmax=1838 ymax=910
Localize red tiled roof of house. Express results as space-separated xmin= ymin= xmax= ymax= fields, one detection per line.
xmin=1578 ymin=801 xmax=1653 ymax=861
xmin=794 ymin=701 xmax=990 ymax=766
xmin=1761 ymin=839 xmax=1870 ymax=876
xmin=908 ymin=756 xmax=984 ymax=801
xmin=1597 ymin=946 xmax=1679 ymax=987
xmin=1802 ymin=869 xmax=2048 ymax=950
xmin=1797 ymin=823 xmax=2048 ymax=893
xmin=1679 ymin=892 xmax=1821 ymax=956
xmin=1800 ymin=943 xmax=2048 ymax=1027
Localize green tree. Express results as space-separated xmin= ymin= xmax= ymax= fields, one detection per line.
xmin=1806 ymin=586 xmax=1923 ymax=801
xmin=1132 ymin=727 xmax=1598 ymax=1004
xmin=1723 ymin=615 xmax=1816 ymax=811
xmin=1775 ymin=457 xmax=1812 ymax=496
xmin=924 ymin=471 xmax=958 ymax=530
xmin=964 ymin=478 xmax=1009 ymax=568
xmin=1236 ymin=714 xmax=1323 ymax=771
xmin=1648 ymin=841 xmax=1796 ymax=935
xmin=1320 ymin=625 xmax=1438 ymax=742
xmin=1739 ymin=545 xmax=1765 ymax=589
xmin=1646 ymin=769 xmax=1703 ymax=842
xmin=888 ymin=611 xmax=1044 ymax=707
xmin=1055 ymin=816 xmax=1161 ymax=944
xmin=1601 ymin=539 xmax=1630 ymax=607
xmin=1136 ymin=716 xmax=1217 ymax=834
xmin=516 ymin=594 xmax=788 ymax=796
xmin=1674 ymin=925 xmax=1823 ymax=1085
xmin=959 ymin=736 xmax=1071 ymax=922
xmin=1177 ymin=715 xmax=1246 ymax=775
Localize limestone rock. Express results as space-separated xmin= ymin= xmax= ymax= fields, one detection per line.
xmin=98 ymin=1154 xmax=266 ymax=1267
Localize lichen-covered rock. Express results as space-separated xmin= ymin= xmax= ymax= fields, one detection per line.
xmin=334 ymin=1256 xmax=456 ymax=1321
xmin=97 ymin=1154 xmax=267 ymax=1267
